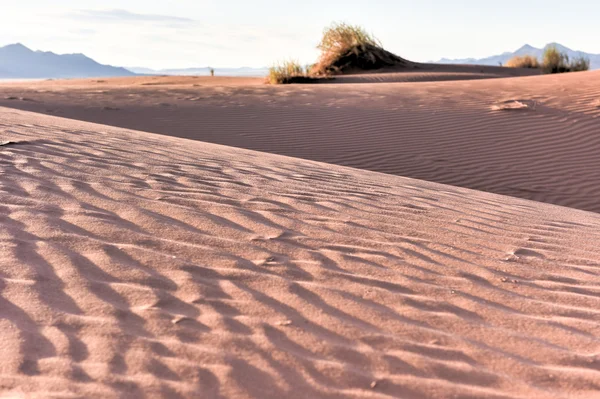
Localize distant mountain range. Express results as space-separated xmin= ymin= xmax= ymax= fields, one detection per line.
xmin=126 ymin=66 xmax=269 ymax=77
xmin=0 ymin=43 xmax=268 ymax=79
xmin=0 ymin=43 xmax=135 ymax=79
xmin=437 ymin=43 xmax=600 ymax=70
xmin=7 ymin=41 xmax=594 ymax=81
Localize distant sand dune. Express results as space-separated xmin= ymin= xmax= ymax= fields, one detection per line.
xmin=1 ymin=108 xmax=599 ymax=398
xmin=1 ymin=71 xmax=599 ymax=213
xmin=325 ymin=63 xmax=540 ymax=83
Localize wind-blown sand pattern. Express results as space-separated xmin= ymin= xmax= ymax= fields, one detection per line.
xmin=1 ymin=107 xmax=599 ymax=398
xmin=1 ymin=70 xmax=599 ymax=214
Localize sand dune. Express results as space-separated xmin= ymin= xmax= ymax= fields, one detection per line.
xmin=1 ymin=107 xmax=599 ymax=398
xmin=1 ymin=70 xmax=599 ymax=214
xmin=328 ymin=63 xmax=540 ymax=83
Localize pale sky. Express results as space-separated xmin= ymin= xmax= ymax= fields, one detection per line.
xmin=1 ymin=0 xmax=599 ymax=69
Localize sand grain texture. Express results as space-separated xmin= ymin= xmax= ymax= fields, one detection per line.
xmin=1 ymin=108 xmax=599 ymax=398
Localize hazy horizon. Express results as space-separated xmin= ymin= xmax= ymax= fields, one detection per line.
xmin=1 ymin=1 xmax=599 ymax=69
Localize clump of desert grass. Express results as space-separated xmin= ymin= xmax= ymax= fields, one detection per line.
xmin=267 ymin=61 xmax=313 ymax=84
xmin=506 ymin=55 xmax=540 ymax=69
xmin=312 ymin=23 xmax=380 ymax=74
xmin=267 ymin=22 xmax=412 ymax=84
xmin=539 ymin=46 xmax=590 ymax=74
xmin=541 ymin=46 xmax=570 ymax=73
xmin=565 ymin=55 xmax=590 ymax=72
xmin=505 ymin=46 xmax=590 ymax=74
xmin=311 ymin=22 xmax=409 ymax=75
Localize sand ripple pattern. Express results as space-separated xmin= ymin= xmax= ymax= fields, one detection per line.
xmin=1 ymin=109 xmax=600 ymax=398
xmin=1 ymin=71 xmax=599 ymax=213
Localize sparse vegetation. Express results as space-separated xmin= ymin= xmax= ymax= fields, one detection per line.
xmin=267 ymin=21 xmax=420 ymax=84
xmin=267 ymin=61 xmax=311 ymax=84
xmin=504 ymin=47 xmax=590 ymax=74
xmin=312 ymin=23 xmax=379 ymax=74
xmin=569 ymin=56 xmax=590 ymax=72
xmin=542 ymin=46 xmax=590 ymax=74
xmin=506 ymin=55 xmax=540 ymax=69
xmin=267 ymin=22 xmax=411 ymax=83
xmin=542 ymin=46 xmax=570 ymax=74
xmin=311 ymin=22 xmax=408 ymax=75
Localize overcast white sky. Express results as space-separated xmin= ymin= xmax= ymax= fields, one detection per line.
xmin=1 ymin=0 xmax=599 ymax=69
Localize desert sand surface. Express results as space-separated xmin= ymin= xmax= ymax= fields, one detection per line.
xmin=328 ymin=63 xmax=541 ymax=83
xmin=1 ymin=107 xmax=600 ymax=398
xmin=1 ymin=69 xmax=599 ymax=214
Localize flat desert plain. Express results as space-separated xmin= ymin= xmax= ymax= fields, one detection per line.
xmin=0 ymin=66 xmax=599 ymax=399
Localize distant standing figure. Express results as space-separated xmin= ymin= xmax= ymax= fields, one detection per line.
xmin=210 ymin=68 xmax=215 ymax=77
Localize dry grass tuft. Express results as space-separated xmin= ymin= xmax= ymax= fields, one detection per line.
xmin=542 ymin=46 xmax=590 ymax=74
xmin=311 ymin=22 xmax=409 ymax=75
xmin=268 ymin=61 xmax=313 ymax=84
xmin=267 ymin=22 xmax=413 ymax=83
xmin=569 ymin=56 xmax=590 ymax=72
xmin=542 ymin=46 xmax=570 ymax=74
xmin=506 ymin=55 xmax=540 ymax=69
xmin=504 ymin=47 xmax=590 ymax=74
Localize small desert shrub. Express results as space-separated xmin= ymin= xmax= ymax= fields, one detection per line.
xmin=311 ymin=22 xmax=409 ymax=75
xmin=569 ymin=56 xmax=590 ymax=72
xmin=506 ymin=55 xmax=540 ymax=69
xmin=541 ymin=46 xmax=590 ymax=74
xmin=269 ymin=22 xmax=409 ymax=82
xmin=318 ymin=23 xmax=380 ymax=59
xmin=268 ymin=61 xmax=309 ymax=84
xmin=312 ymin=23 xmax=380 ymax=75
xmin=542 ymin=46 xmax=570 ymax=74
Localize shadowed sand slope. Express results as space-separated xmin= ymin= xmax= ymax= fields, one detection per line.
xmin=1 ymin=71 xmax=599 ymax=214
xmin=1 ymin=108 xmax=600 ymax=398
xmin=326 ymin=63 xmax=540 ymax=83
